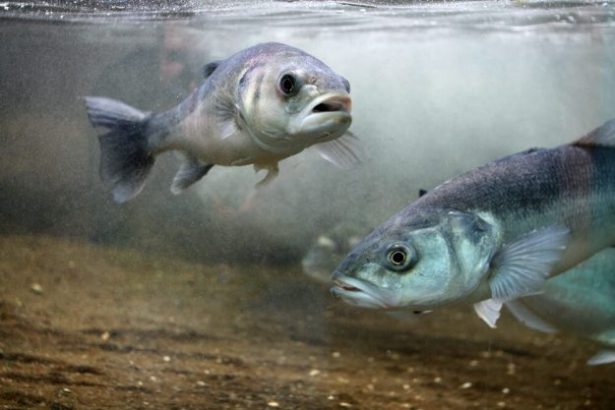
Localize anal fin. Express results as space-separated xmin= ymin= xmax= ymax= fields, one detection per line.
xmin=171 ymin=154 xmax=214 ymax=195
xmin=504 ymin=300 xmax=558 ymax=334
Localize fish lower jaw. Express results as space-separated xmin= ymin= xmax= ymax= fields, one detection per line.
xmin=333 ymin=279 xmax=361 ymax=292
xmin=331 ymin=287 xmax=387 ymax=309
xmin=331 ymin=279 xmax=398 ymax=309
xmin=298 ymin=112 xmax=351 ymax=135
xmin=247 ymin=132 xmax=307 ymax=156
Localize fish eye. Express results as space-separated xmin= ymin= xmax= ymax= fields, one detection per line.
xmin=385 ymin=243 xmax=417 ymax=272
xmin=278 ymin=73 xmax=299 ymax=96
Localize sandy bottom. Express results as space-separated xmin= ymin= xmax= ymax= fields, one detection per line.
xmin=0 ymin=234 xmax=613 ymax=409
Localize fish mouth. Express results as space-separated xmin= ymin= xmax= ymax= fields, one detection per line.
xmin=310 ymin=94 xmax=351 ymax=114
xmin=298 ymin=93 xmax=352 ymax=137
xmin=330 ymin=273 xmax=400 ymax=309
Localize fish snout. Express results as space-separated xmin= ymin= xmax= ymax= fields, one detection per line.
xmin=294 ymin=92 xmax=353 ymax=138
xmin=311 ymin=95 xmax=352 ymax=114
xmin=331 ymin=271 xmax=362 ymax=293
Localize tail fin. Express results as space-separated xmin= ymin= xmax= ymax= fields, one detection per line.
xmin=85 ymin=97 xmax=155 ymax=203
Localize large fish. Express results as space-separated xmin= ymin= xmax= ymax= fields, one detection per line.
xmin=85 ymin=42 xmax=356 ymax=203
xmin=309 ymin=219 xmax=615 ymax=364
xmin=331 ymin=118 xmax=615 ymax=327
xmin=508 ymin=248 xmax=615 ymax=365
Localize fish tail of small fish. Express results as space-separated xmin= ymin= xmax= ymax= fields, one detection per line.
xmin=85 ymin=96 xmax=155 ymax=203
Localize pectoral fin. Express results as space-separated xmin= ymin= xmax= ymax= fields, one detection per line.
xmin=587 ymin=350 xmax=615 ymax=366
xmin=473 ymin=299 xmax=503 ymax=328
xmin=488 ymin=225 xmax=570 ymax=300
xmin=170 ymin=154 xmax=214 ymax=195
xmin=221 ymin=117 xmax=240 ymax=140
xmin=315 ymin=131 xmax=364 ymax=169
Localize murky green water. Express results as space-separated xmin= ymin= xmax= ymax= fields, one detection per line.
xmin=1 ymin=1 xmax=614 ymax=408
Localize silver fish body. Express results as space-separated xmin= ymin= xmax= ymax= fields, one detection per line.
xmin=332 ymin=119 xmax=615 ymax=324
xmin=509 ymin=248 xmax=615 ymax=365
xmin=86 ymin=42 xmax=356 ymax=203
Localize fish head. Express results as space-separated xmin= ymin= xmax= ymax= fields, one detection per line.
xmin=331 ymin=209 xmax=498 ymax=310
xmin=237 ymin=47 xmax=352 ymax=153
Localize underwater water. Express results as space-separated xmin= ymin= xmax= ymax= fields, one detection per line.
xmin=1 ymin=0 xmax=615 ymax=409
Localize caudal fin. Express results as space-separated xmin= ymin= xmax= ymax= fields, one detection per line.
xmin=85 ymin=97 xmax=154 ymax=203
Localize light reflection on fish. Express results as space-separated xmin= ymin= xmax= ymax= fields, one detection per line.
xmin=85 ymin=42 xmax=357 ymax=203
xmin=332 ymin=118 xmax=615 ymax=332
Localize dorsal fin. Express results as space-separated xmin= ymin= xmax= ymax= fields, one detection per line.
xmin=575 ymin=118 xmax=615 ymax=147
xmin=522 ymin=147 xmax=542 ymax=154
xmin=203 ymin=61 xmax=221 ymax=79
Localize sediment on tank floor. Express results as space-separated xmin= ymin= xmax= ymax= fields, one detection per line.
xmin=0 ymin=234 xmax=613 ymax=409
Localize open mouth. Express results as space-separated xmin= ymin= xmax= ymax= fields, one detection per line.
xmin=309 ymin=93 xmax=351 ymax=114
xmin=296 ymin=93 xmax=352 ymax=138
xmin=333 ymin=280 xmax=361 ymax=292
xmin=312 ymin=95 xmax=351 ymax=113
xmin=330 ymin=274 xmax=399 ymax=309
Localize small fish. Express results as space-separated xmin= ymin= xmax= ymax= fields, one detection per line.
xmin=85 ymin=42 xmax=356 ymax=203
xmin=332 ymin=118 xmax=615 ymax=325
xmin=507 ymin=248 xmax=615 ymax=365
xmin=302 ymin=223 xmax=368 ymax=283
